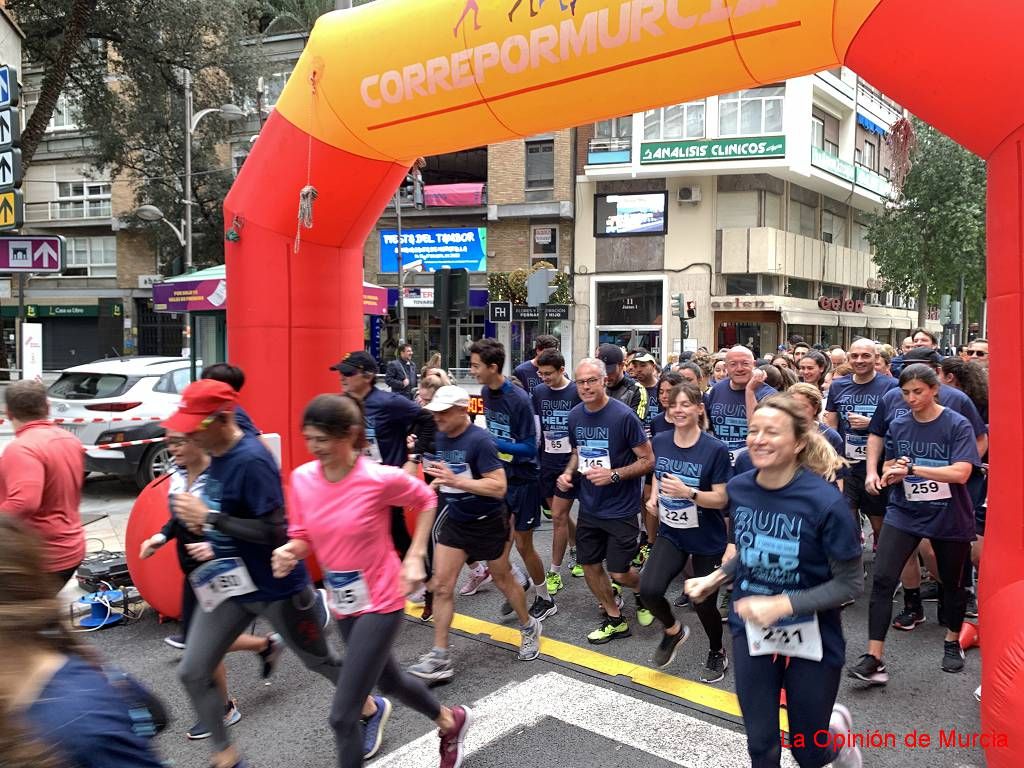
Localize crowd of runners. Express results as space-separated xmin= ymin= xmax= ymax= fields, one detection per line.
xmin=0 ymin=329 xmax=990 ymax=768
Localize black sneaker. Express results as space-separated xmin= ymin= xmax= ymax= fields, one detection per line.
xmin=919 ymin=581 xmax=940 ymax=601
xmin=965 ymin=591 xmax=978 ymax=619
xmin=673 ymin=591 xmax=690 ymax=608
xmin=892 ymin=607 xmax=925 ymax=631
xmin=187 ymin=699 xmax=241 ymax=740
xmin=942 ymin=640 xmax=965 ymax=673
xmin=847 ymin=654 xmax=889 ymax=685
xmin=500 ymin=580 xmax=530 ymax=617
xmin=528 ymin=594 xmax=557 ymax=621
xmin=652 ymin=625 xmax=689 ymax=668
xmin=700 ymin=650 xmax=729 ymax=683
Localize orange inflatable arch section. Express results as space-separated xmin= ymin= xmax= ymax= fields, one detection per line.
xmin=222 ymin=2 xmax=1024 ymax=761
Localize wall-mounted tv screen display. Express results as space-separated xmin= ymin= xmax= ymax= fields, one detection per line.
xmin=594 ymin=192 xmax=668 ymax=237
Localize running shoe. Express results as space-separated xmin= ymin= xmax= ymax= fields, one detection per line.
xmin=259 ymin=633 xmax=283 ymax=679
xmin=892 ymin=607 xmax=925 ymax=631
xmin=718 ymin=590 xmax=731 ymax=623
xmin=163 ymin=633 xmax=186 ymax=650
xmin=363 ymin=695 xmax=392 ymax=760
xmin=653 ymin=625 xmax=690 ymax=668
xmin=499 ymin=579 xmax=530 ymax=617
xmin=420 ymin=591 xmax=434 ymax=622
xmin=529 ymin=594 xmax=557 ymax=622
xmin=974 ymin=685 xmax=982 ymax=702
xmin=186 ymin=699 xmax=241 ymax=740
xmin=545 ymin=570 xmax=564 ymax=594
xmin=438 ymin=705 xmax=472 ymax=768
xmin=587 ymin=614 xmax=630 ymax=644
xmin=459 ymin=567 xmax=492 ymax=596
xmin=631 ymin=544 xmax=650 ymax=570
xmin=635 ymin=594 xmax=654 ymax=627
xmin=847 ymin=654 xmax=888 ymax=685
xmin=542 ymin=505 xmax=553 ymax=520
xmin=518 ymin=617 xmax=542 ymax=661
xmin=828 ymin=703 xmax=863 ymax=768
xmin=408 ymin=586 xmax=427 ymax=606
xmin=919 ymin=581 xmax=940 ymax=601
xmin=700 ymin=650 xmax=729 ymax=683
xmin=596 ymin=582 xmax=625 ymax=612
xmin=942 ymin=640 xmax=965 ymax=673
xmin=408 ymin=649 xmax=454 ymax=681
xmin=965 ymin=591 xmax=978 ymax=619
xmin=316 ymin=587 xmax=331 ymax=629
xmin=569 ymin=547 xmax=583 ymax=578
xmin=673 ymin=591 xmax=690 ymax=608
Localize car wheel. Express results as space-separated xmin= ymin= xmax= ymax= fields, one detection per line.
xmin=136 ymin=443 xmax=176 ymax=490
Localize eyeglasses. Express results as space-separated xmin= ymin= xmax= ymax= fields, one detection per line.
xmin=965 ymin=350 xmax=988 ymax=357
xmin=577 ymin=376 xmax=604 ymax=387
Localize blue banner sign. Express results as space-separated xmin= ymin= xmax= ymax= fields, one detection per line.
xmin=379 ymin=227 xmax=487 ymax=272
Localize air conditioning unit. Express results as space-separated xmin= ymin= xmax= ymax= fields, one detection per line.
xmin=866 ymin=292 xmax=880 ymax=305
xmin=677 ymin=186 xmax=701 ymax=204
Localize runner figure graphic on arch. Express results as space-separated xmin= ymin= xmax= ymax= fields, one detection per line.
xmin=454 ymin=0 xmax=481 ymax=37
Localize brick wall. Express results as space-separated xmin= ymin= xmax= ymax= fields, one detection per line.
xmin=487 ymin=140 xmax=525 ymax=204
xmin=116 ymin=230 xmax=158 ymax=290
xmin=575 ymin=123 xmax=594 ymax=176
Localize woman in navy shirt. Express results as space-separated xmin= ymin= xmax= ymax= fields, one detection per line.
xmin=685 ymin=394 xmax=863 ymax=768
xmin=848 ymin=364 xmax=979 ymax=686
xmin=650 ymin=372 xmax=682 ymax=437
xmin=639 ymin=382 xmax=732 ymax=683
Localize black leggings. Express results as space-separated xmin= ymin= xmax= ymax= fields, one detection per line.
xmin=869 ymin=524 xmax=970 ymax=642
xmin=638 ymin=536 xmax=723 ymax=651
xmin=390 ymin=506 xmax=412 ymax=558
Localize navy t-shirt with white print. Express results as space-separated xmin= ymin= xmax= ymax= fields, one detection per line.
xmin=824 ymin=373 xmax=898 ymax=476
xmin=869 ymin=383 xmax=987 ymax=440
xmin=650 ymin=411 xmax=675 ymax=437
xmin=512 ymin=360 xmax=543 ymax=394
xmin=433 ymin=423 xmax=506 ymax=523
xmin=567 ymin=397 xmax=649 ymax=520
xmin=363 ymin=387 xmax=423 ymax=467
xmin=532 ymin=380 xmax=581 ymax=473
xmin=644 ymin=384 xmax=662 ymax=435
xmin=727 ymin=468 xmax=861 ymax=668
xmin=703 ymin=379 xmax=776 ymax=456
xmin=651 ymin=431 xmax=732 ymax=555
xmin=884 ymin=408 xmax=979 ymax=541
xmin=482 ymin=379 xmax=539 ymax=481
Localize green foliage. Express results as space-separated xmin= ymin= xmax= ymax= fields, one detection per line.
xmin=866 ymin=119 xmax=986 ymax=320
xmin=487 ymin=262 xmax=572 ymax=305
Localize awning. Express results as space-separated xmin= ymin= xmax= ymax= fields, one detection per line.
xmin=362 ymin=281 xmax=387 ymax=316
xmin=782 ymin=310 xmax=837 ymax=327
xmin=866 ymin=316 xmax=893 ymax=329
xmin=838 ymin=314 xmax=867 ymax=328
xmin=857 ymin=113 xmax=887 ymax=136
xmin=423 ymin=182 xmax=485 ymax=207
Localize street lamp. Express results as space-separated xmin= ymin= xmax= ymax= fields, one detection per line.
xmin=133 ymin=204 xmax=186 ymax=246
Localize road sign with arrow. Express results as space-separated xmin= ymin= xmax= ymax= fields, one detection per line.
xmin=0 ymin=109 xmax=19 ymax=149
xmin=0 ymin=148 xmax=20 ymax=189
xmin=0 ymin=66 xmax=18 ymax=109
xmin=0 ymin=235 xmax=64 ymax=272
xmin=0 ymin=189 xmax=23 ymax=230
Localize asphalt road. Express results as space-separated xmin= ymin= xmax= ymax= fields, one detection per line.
xmin=74 ymin=489 xmax=988 ymax=768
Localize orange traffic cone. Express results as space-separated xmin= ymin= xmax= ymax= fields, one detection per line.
xmin=959 ymin=621 xmax=980 ymax=651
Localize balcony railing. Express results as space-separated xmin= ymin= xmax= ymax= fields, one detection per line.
xmin=587 ymin=136 xmax=631 ymax=165
xmin=854 ymin=165 xmax=892 ymax=198
xmin=811 ymin=145 xmax=855 ymax=182
xmin=25 ymin=200 xmax=113 ymax=223
xmin=387 ymin=182 xmax=487 ymax=209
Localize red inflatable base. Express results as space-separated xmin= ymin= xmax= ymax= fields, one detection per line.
xmin=125 ymin=474 xmax=184 ymax=620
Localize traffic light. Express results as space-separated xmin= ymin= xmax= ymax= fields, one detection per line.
xmin=434 ymin=267 xmax=469 ymax=313
xmin=939 ymin=294 xmax=951 ymax=325
xmin=685 ymin=300 xmax=697 ymax=319
xmin=671 ymin=293 xmax=684 ymax=317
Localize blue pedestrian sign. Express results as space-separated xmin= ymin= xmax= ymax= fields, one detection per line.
xmin=0 ymin=67 xmax=18 ymax=109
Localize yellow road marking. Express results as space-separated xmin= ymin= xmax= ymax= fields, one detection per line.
xmin=405 ymin=603 xmax=790 ymax=731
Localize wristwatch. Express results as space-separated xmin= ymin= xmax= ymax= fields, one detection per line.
xmin=610 ymin=471 xmax=621 ymax=484
xmin=204 ymin=510 xmax=223 ymax=532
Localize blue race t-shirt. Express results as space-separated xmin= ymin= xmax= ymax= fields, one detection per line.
xmin=512 ymin=360 xmax=543 ymax=394
xmin=25 ymin=657 xmax=165 ymax=768
xmin=568 ymin=397 xmax=649 ymax=520
xmin=651 ymin=431 xmax=732 ymax=555
xmin=727 ymin=467 xmax=861 ymax=668
xmin=234 ymin=404 xmax=261 ymax=437
xmin=643 ymin=384 xmax=662 ymax=436
xmin=482 ymin=379 xmax=538 ymax=481
xmin=364 ymin=387 xmax=423 ymax=467
xmin=732 ymin=423 xmax=846 ymax=486
xmin=704 ymin=378 xmax=776 ymax=457
xmin=869 ymin=383 xmax=987 ymax=440
xmin=884 ymin=408 xmax=979 ymax=541
xmin=432 ymin=423 xmax=506 ymax=522
xmin=650 ymin=411 xmax=675 ymax=437
xmin=824 ymin=373 xmax=898 ymax=475
xmin=532 ymin=380 xmax=581 ymax=473
xmin=205 ymin=434 xmax=307 ymax=601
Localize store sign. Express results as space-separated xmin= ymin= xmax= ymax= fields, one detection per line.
xmin=379 ymin=227 xmax=487 ymax=272
xmin=640 ymin=136 xmax=786 ymax=164
xmin=818 ymin=296 xmax=865 ymax=313
xmin=710 ymin=297 xmax=773 ymax=310
xmin=403 ymin=286 xmax=434 ymax=308
xmin=153 ymin=278 xmax=227 ymax=313
xmin=533 ymin=227 xmax=553 ymax=246
xmin=512 ymin=304 xmax=569 ymax=321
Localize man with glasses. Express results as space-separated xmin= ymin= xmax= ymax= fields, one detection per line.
xmin=964 ymin=338 xmax=989 ymax=368
xmin=703 ymin=346 xmax=776 ymax=466
xmin=331 ymin=351 xmax=431 ymax=555
xmin=557 ymin=358 xmax=654 ymax=644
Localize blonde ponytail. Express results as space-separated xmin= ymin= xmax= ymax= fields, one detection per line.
xmin=754 ymin=394 xmax=848 ymax=482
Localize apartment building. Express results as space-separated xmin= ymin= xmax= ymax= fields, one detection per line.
xmin=573 ymin=69 xmax=939 ymax=362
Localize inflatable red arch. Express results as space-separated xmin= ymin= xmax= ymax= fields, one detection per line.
xmin=216 ymin=1 xmax=1022 ymax=760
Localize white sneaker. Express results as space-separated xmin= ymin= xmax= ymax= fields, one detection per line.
xmin=459 ymin=567 xmax=492 ymax=596
xmin=828 ymin=703 xmax=863 ymax=768
xmin=408 ymin=586 xmax=427 ymax=606
xmin=974 ymin=685 xmax=982 ymax=702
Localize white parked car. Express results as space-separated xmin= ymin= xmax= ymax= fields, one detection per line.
xmin=47 ymin=356 xmax=197 ymax=489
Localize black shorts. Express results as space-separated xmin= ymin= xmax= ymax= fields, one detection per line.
xmin=540 ymin=466 xmax=577 ymax=502
xmin=436 ymin=507 xmax=510 ymax=563
xmin=507 ymin=479 xmax=542 ymax=532
xmin=844 ymin=473 xmax=888 ymax=517
xmin=575 ymin=514 xmax=641 ymax=575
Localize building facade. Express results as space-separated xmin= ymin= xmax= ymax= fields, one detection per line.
xmin=573 ymin=69 xmax=940 ymax=362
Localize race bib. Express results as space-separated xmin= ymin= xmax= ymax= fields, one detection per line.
xmin=189 ymin=558 xmax=256 ymax=613
xmin=658 ymin=494 xmax=697 ymax=529
xmin=728 ymin=450 xmax=737 ymax=467
xmin=745 ymin=613 xmax=823 ymax=662
xmin=579 ymin=447 xmax=611 ymax=474
xmin=326 ymin=570 xmax=372 ymax=615
xmin=903 ymin=476 xmax=952 ymax=502
xmin=844 ymin=433 xmax=867 ymax=461
xmin=362 ymin=427 xmax=382 ymax=463
xmin=544 ymin=430 xmax=572 ymax=455
xmin=439 ymin=462 xmax=470 ymax=495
